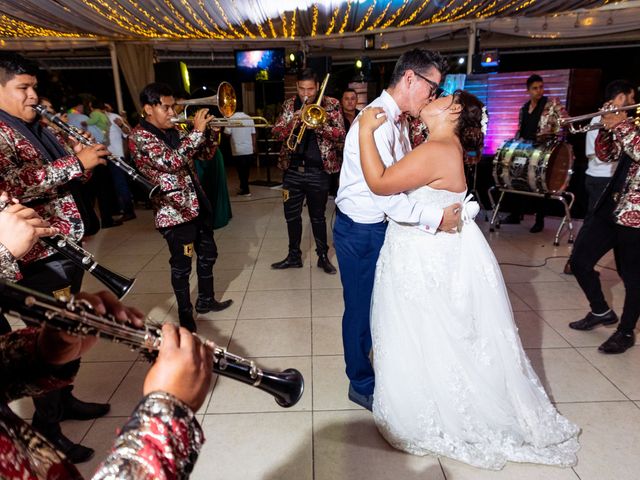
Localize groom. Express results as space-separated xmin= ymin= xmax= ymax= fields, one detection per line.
xmin=334 ymin=49 xmax=462 ymax=411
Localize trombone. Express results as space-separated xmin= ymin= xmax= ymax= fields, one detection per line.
xmin=286 ymin=73 xmax=330 ymax=151
xmin=560 ymin=102 xmax=640 ymax=134
xmin=171 ymin=81 xmax=272 ymax=128
xmin=172 ymin=116 xmax=272 ymax=128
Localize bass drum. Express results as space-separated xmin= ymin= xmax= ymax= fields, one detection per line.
xmin=493 ymin=138 xmax=574 ymax=193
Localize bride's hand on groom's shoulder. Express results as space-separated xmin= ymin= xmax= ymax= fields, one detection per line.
xmin=359 ymin=107 xmax=387 ymax=133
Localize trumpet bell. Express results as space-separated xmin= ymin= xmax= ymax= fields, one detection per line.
xmin=175 ymin=81 xmax=237 ymax=119
xmin=301 ymin=104 xmax=326 ymax=128
xmin=217 ymin=82 xmax=237 ymax=118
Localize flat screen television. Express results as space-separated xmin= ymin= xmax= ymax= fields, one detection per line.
xmin=234 ymin=49 xmax=285 ymax=82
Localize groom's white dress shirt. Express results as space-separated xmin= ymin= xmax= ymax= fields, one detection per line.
xmin=335 ymin=90 xmax=443 ymax=233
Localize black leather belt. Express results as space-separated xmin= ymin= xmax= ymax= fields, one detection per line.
xmin=289 ymin=165 xmax=323 ymax=173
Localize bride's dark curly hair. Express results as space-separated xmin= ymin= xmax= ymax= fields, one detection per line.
xmin=451 ymin=90 xmax=486 ymax=164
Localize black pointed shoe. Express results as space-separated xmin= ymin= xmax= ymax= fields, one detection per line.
xmin=195 ymin=298 xmax=233 ymax=314
xmin=317 ymin=254 xmax=337 ymax=275
xmin=569 ymin=310 xmax=619 ymax=331
xmin=529 ymin=220 xmax=544 ymax=233
xmin=501 ymin=213 xmax=522 ymax=225
xmin=32 ymin=423 xmax=95 ymax=464
xmin=61 ymin=394 xmax=110 ymax=421
xmin=599 ymin=330 xmax=635 ymax=354
xmin=271 ymin=256 xmax=303 ymax=269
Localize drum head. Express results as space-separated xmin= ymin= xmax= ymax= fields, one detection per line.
xmin=545 ymin=142 xmax=574 ymax=192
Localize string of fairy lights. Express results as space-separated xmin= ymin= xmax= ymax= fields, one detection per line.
xmin=0 ymin=0 xmax=618 ymax=41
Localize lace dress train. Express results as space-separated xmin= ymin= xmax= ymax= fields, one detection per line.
xmin=371 ymin=186 xmax=580 ymax=470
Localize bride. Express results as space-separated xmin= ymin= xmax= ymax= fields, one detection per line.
xmin=358 ymin=90 xmax=580 ymax=470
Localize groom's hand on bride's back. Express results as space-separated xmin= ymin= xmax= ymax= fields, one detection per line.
xmin=439 ymin=203 xmax=462 ymax=233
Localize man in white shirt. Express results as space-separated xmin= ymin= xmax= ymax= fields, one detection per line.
xmin=334 ymin=49 xmax=461 ymax=410
xmin=224 ymin=111 xmax=256 ymax=197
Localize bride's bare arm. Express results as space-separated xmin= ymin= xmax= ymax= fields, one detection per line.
xmin=358 ymin=107 xmax=444 ymax=195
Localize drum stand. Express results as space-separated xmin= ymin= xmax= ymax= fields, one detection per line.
xmin=487 ymin=187 xmax=575 ymax=246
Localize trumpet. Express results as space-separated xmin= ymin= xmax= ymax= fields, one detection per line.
xmin=0 ymin=279 xmax=305 ymax=408
xmin=286 ymin=73 xmax=330 ymax=151
xmin=171 ymin=115 xmax=272 ymax=129
xmin=33 ymin=105 xmax=162 ymax=199
xmin=560 ymin=102 xmax=640 ymax=134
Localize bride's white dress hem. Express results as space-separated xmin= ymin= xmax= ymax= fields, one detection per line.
xmin=371 ymin=186 xmax=580 ymax=471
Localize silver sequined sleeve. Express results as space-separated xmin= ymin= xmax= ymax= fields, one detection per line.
xmin=92 ymin=391 xmax=204 ymax=480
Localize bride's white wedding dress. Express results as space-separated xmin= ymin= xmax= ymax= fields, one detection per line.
xmin=371 ymin=185 xmax=580 ymax=470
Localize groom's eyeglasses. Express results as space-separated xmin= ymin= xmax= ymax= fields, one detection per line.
xmin=413 ymin=71 xmax=440 ymax=98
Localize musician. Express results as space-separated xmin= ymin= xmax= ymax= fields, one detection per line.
xmin=271 ymin=68 xmax=346 ymax=274
xmin=330 ymin=89 xmax=361 ymax=197
xmin=0 ymin=52 xmax=112 ymax=463
xmin=0 ymin=291 xmax=209 ymax=480
xmin=568 ymin=108 xmax=640 ymax=354
xmin=340 ymin=88 xmax=360 ymax=131
xmin=504 ymin=74 xmax=568 ymax=232
xmin=130 ymin=82 xmax=232 ymax=333
xmin=584 ymin=80 xmax=636 ymax=217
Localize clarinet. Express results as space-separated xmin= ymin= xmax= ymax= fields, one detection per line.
xmin=33 ymin=105 xmax=162 ymax=199
xmin=0 ymin=200 xmax=134 ymax=299
xmin=0 ymin=279 xmax=304 ymax=408
xmin=39 ymin=234 xmax=135 ymax=299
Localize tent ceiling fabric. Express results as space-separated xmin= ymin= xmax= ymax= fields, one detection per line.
xmin=1 ymin=0 xmax=635 ymax=49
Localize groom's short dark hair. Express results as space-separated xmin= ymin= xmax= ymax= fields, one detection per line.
xmin=389 ymin=49 xmax=447 ymax=87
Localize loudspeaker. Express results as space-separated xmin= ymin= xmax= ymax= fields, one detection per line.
xmin=154 ymin=61 xmax=191 ymax=96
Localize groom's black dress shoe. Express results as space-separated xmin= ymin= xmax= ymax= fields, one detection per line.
xmin=348 ymin=384 xmax=373 ymax=412
xmin=569 ymin=310 xmax=618 ymax=331
xmin=599 ymin=330 xmax=635 ymax=354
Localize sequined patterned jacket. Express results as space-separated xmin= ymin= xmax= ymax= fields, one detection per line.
xmin=0 ymin=327 xmax=205 ymax=480
xmin=409 ymin=116 xmax=429 ymax=148
xmin=517 ymin=97 xmax=569 ymax=140
xmin=0 ymin=121 xmax=86 ymax=264
xmin=130 ymin=126 xmax=218 ymax=229
xmin=595 ymin=119 xmax=640 ymax=228
xmin=271 ymin=96 xmax=346 ymax=173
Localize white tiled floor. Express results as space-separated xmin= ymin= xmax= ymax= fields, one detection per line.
xmin=10 ymin=184 xmax=640 ymax=479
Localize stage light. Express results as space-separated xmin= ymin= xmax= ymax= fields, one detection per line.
xmin=480 ymin=50 xmax=499 ymax=68
xmin=458 ymin=57 xmax=465 ymax=65
xmin=355 ymin=58 xmax=363 ymax=69
xmin=289 ymin=52 xmax=296 ymax=62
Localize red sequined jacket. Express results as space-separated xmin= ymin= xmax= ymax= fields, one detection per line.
xmin=0 ymin=121 xmax=87 ymax=264
xmin=129 ymin=126 xmax=218 ymax=229
xmin=595 ymin=119 xmax=640 ymax=228
xmin=271 ymin=96 xmax=346 ymax=174
xmin=0 ymin=328 xmax=204 ymax=480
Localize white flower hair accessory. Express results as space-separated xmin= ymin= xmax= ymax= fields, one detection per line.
xmin=481 ymin=106 xmax=489 ymax=135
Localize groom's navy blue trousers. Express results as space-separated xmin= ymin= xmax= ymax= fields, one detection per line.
xmin=333 ymin=209 xmax=387 ymax=396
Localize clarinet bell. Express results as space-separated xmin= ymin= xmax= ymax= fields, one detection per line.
xmin=91 ymin=264 xmax=136 ymax=299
